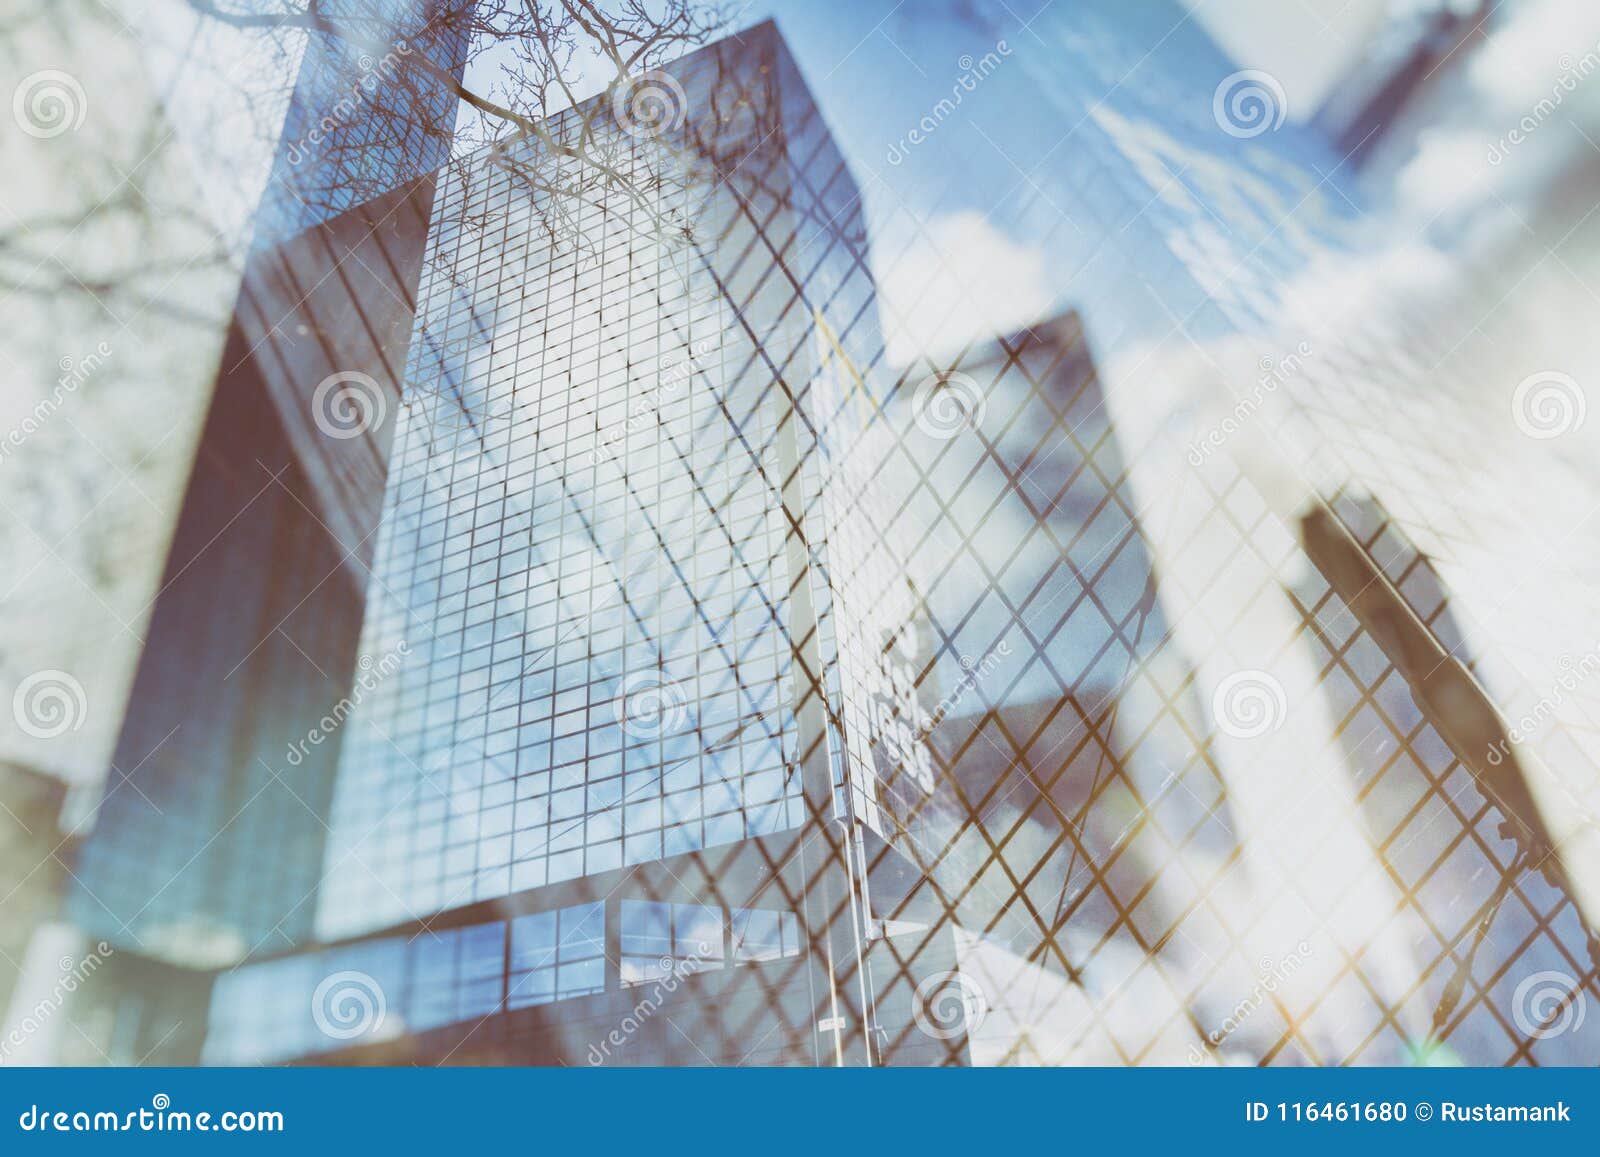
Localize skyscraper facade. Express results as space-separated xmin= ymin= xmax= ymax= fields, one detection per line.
xmin=913 ymin=0 xmax=1600 ymax=1064
xmin=47 ymin=1 xmax=1600 ymax=1069
xmin=202 ymin=20 xmax=956 ymax=1067
xmin=66 ymin=0 xmax=474 ymax=1006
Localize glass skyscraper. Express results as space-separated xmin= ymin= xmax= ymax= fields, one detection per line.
xmin=46 ymin=1 xmax=1600 ymax=1069
xmin=63 ymin=0 xmax=476 ymax=1045
xmin=201 ymin=19 xmax=956 ymax=1067
xmin=901 ymin=0 xmax=1600 ymax=1065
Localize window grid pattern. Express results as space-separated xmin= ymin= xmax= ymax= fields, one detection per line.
xmin=200 ymin=10 xmax=1600 ymax=1067
xmin=848 ymin=1 xmax=1600 ymax=1067
xmin=313 ymin=39 xmax=894 ymax=941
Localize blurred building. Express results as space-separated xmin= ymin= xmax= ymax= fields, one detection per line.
xmin=1309 ymin=0 xmax=1492 ymax=170
xmin=872 ymin=311 xmax=1246 ymax=1064
xmin=948 ymin=0 xmax=1600 ymax=1063
xmin=16 ymin=0 xmax=1600 ymax=1069
xmin=0 ymin=763 xmax=70 ymax=1024
xmin=0 ymin=0 xmax=476 ymax=1064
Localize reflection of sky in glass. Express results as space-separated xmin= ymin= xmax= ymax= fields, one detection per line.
xmin=205 ymin=895 xmax=807 ymax=1063
xmin=309 ymin=25 xmax=938 ymax=940
xmin=710 ymin=0 xmax=1364 ymax=361
xmin=254 ymin=0 xmax=469 ymax=248
xmin=313 ymin=107 xmax=803 ymax=934
xmin=69 ymin=0 xmax=1600 ymax=1067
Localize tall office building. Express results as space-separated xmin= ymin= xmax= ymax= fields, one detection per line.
xmin=54 ymin=0 xmax=475 ymax=1064
xmin=869 ymin=296 xmax=1597 ymax=1064
xmin=254 ymin=0 xmax=473 ymax=247
xmin=870 ymin=312 xmax=1229 ymax=1065
xmin=201 ymin=20 xmax=959 ymax=1066
xmin=926 ymin=0 xmax=1600 ymax=1063
xmin=48 ymin=1 xmax=1600 ymax=1069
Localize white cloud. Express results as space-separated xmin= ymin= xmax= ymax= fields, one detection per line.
xmin=1181 ymin=0 xmax=1390 ymax=118
xmin=875 ymin=210 xmax=1053 ymax=365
